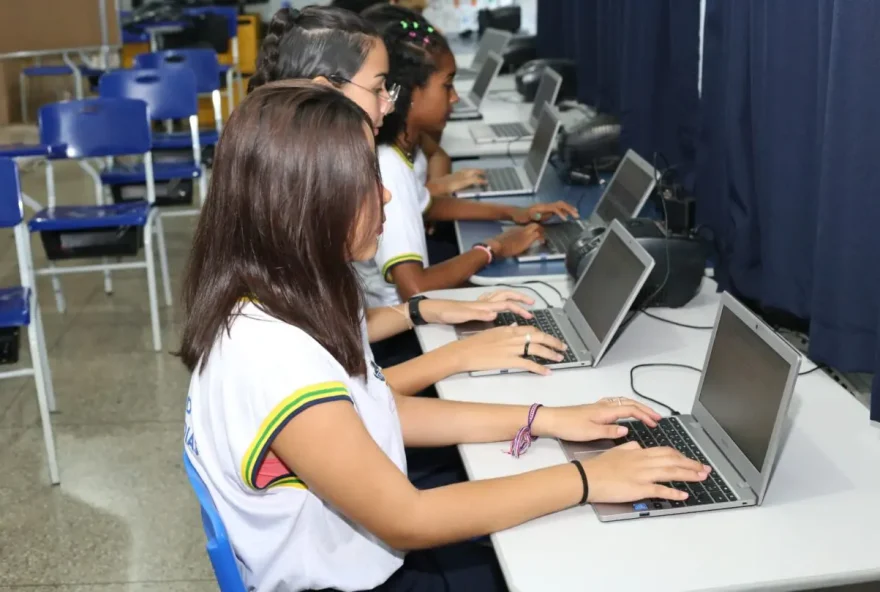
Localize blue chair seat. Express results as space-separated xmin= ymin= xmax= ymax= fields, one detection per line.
xmin=152 ymin=130 xmax=220 ymax=150
xmin=0 ymin=287 xmax=30 ymax=328
xmin=28 ymin=202 xmax=150 ymax=232
xmin=100 ymin=162 xmax=202 ymax=185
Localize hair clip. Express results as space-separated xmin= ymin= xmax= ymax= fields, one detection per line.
xmin=413 ymin=22 xmax=419 ymax=29
xmin=400 ymin=20 xmax=408 ymax=29
xmin=427 ymin=26 xmax=435 ymax=33
xmin=409 ymin=31 xmax=417 ymax=38
xmin=422 ymin=36 xmax=430 ymax=44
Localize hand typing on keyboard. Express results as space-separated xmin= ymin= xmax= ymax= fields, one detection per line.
xmin=509 ymin=201 xmax=580 ymax=224
xmin=536 ymin=399 xmax=711 ymax=503
xmin=485 ymin=224 xmax=545 ymax=258
xmin=452 ymin=325 xmax=568 ymax=376
xmin=430 ymin=168 xmax=486 ymax=194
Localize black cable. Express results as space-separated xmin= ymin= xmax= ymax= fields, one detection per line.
xmin=641 ymin=310 xmax=713 ymax=330
xmin=490 ymin=283 xmax=550 ymax=307
xmin=520 ymin=280 xmax=564 ymax=306
xmin=798 ymin=364 xmax=823 ymax=376
xmin=505 ymin=133 xmax=529 ymax=169
xmin=629 ymin=363 xmax=700 ymax=415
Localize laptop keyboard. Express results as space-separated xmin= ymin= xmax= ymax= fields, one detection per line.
xmin=543 ymin=222 xmax=586 ymax=253
xmin=494 ymin=310 xmax=579 ymax=365
xmin=615 ymin=417 xmax=739 ymax=507
xmin=489 ymin=122 xmax=530 ymax=138
xmin=485 ymin=167 xmax=525 ymax=192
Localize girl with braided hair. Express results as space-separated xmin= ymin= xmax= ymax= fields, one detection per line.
xmin=355 ymin=18 xmax=579 ymax=312
xmin=248 ymin=6 xmax=577 ymax=378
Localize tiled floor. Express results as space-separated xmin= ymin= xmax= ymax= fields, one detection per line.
xmin=0 ymin=162 xmax=215 ymax=590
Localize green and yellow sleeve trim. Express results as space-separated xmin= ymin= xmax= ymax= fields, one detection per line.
xmin=240 ymin=381 xmax=352 ymax=491
xmin=391 ymin=145 xmax=415 ymax=169
xmin=382 ymin=253 xmax=424 ymax=282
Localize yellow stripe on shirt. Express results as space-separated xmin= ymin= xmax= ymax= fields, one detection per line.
xmin=382 ymin=253 xmax=424 ymax=282
xmin=391 ymin=145 xmax=415 ymax=169
xmin=241 ymin=381 xmax=351 ymax=490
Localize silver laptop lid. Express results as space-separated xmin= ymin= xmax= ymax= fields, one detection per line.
xmin=469 ymin=51 xmax=504 ymax=106
xmin=691 ymin=292 xmax=801 ymax=503
xmin=528 ymin=69 xmax=563 ymax=128
xmin=523 ymin=105 xmax=562 ymax=186
xmin=591 ymin=149 xmax=657 ymax=227
xmin=471 ymin=29 xmax=512 ymax=70
xmin=562 ymin=220 xmax=655 ymax=365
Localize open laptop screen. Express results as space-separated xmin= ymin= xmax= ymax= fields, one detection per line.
xmin=523 ymin=108 xmax=558 ymax=183
xmin=594 ymin=155 xmax=655 ymax=225
xmin=569 ymin=229 xmax=645 ymax=345
xmin=470 ymin=53 xmax=501 ymax=101
xmin=528 ymin=70 xmax=560 ymax=124
xmin=697 ymin=306 xmax=792 ymax=469
xmin=472 ymin=29 xmax=508 ymax=69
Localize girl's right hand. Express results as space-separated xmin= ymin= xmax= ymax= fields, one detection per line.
xmin=582 ymin=441 xmax=711 ymax=503
xmin=452 ymin=325 xmax=568 ymax=376
xmin=486 ymin=223 xmax=545 ymax=258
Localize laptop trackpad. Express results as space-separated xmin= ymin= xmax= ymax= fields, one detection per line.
xmin=560 ymin=438 xmax=616 ymax=459
xmin=455 ymin=321 xmax=496 ymax=336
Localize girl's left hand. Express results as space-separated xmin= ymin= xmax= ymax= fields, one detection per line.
xmin=420 ymin=291 xmax=535 ymax=325
xmin=538 ymin=398 xmax=662 ymax=442
xmin=511 ymin=201 xmax=580 ymax=224
xmin=443 ymin=168 xmax=487 ymax=194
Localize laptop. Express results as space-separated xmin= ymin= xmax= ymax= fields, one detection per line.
xmin=457 ymin=29 xmax=512 ymax=78
xmin=560 ymin=291 xmax=802 ymax=522
xmin=454 ymin=105 xmax=562 ymax=198
xmin=449 ymin=52 xmax=504 ymax=121
xmin=519 ymin=149 xmax=657 ymax=262
xmin=455 ymin=220 xmax=655 ymax=377
xmin=469 ymin=68 xmax=562 ymax=143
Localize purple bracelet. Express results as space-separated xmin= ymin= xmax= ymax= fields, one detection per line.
xmin=507 ymin=403 xmax=543 ymax=458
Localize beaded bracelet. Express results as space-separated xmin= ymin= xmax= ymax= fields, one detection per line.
xmin=507 ymin=403 xmax=543 ymax=458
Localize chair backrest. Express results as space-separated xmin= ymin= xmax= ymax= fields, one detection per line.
xmin=0 ymin=158 xmax=24 ymax=229
xmin=99 ymin=68 xmax=198 ymax=121
xmin=183 ymin=6 xmax=239 ymax=39
xmin=183 ymin=453 xmax=248 ymax=592
xmin=38 ymin=98 xmax=151 ymax=159
xmin=134 ymin=49 xmax=221 ymax=94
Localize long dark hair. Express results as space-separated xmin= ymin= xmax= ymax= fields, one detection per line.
xmin=179 ymin=81 xmax=383 ymax=376
xmin=374 ymin=17 xmax=450 ymax=147
xmin=248 ymin=5 xmax=380 ymax=92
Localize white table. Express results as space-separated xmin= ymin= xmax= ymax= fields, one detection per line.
xmin=414 ymin=279 xmax=880 ymax=592
xmin=456 ymin=73 xmax=519 ymax=94
xmin=442 ymin=93 xmax=533 ymax=159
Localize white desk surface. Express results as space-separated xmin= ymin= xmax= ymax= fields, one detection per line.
xmin=441 ymin=94 xmax=533 ymax=159
xmin=414 ymin=279 xmax=880 ymax=592
xmin=456 ymin=73 xmax=519 ymax=94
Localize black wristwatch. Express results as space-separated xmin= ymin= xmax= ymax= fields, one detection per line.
xmin=408 ymin=296 xmax=429 ymax=326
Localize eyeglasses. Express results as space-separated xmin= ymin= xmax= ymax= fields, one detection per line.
xmin=330 ymin=76 xmax=400 ymax=115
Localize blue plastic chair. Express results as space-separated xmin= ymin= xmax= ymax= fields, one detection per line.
xmin=134 ymin=49 xmax=224 ymax=141
xmin=34 ymin=98 xmax=172 ymax=351
xmin=18 ymin=55 xmax=98 ymax=123
xmin=183 ymin=453 xmax=248 ymax=592
xmin=0 ymin=158 xmax=60 ymax=484
xmin=99 ymin=68 xmax=208 ymax=214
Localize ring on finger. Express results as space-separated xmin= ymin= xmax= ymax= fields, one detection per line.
xmin=523 ymin=332 xmax=531 ymax=357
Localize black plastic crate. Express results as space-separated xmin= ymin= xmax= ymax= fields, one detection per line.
xmin=110 ymin=178 xmax=194 ymax=207
xmin=39 ymin=225 xmax=143 ymax=261
xmin=0 ymin=327 xmax=21 ymax=365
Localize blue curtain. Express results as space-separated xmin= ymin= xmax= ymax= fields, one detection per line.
xmin=535 ymin=0 xmax=700 ymax=173
xmin=696 ymin=0 xmax=880 ymax=421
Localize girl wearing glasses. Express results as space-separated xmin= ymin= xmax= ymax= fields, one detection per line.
xmin=248 ymin=6 xmax=571 ymax=379
xmin=181 ymin=80 xmax=710 ymax=592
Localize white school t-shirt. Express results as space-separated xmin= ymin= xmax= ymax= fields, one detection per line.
xmin=183 ymin=302 xmax=407 ymax=592
xmin=355 ymin=146 xmax=432 ymax=308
